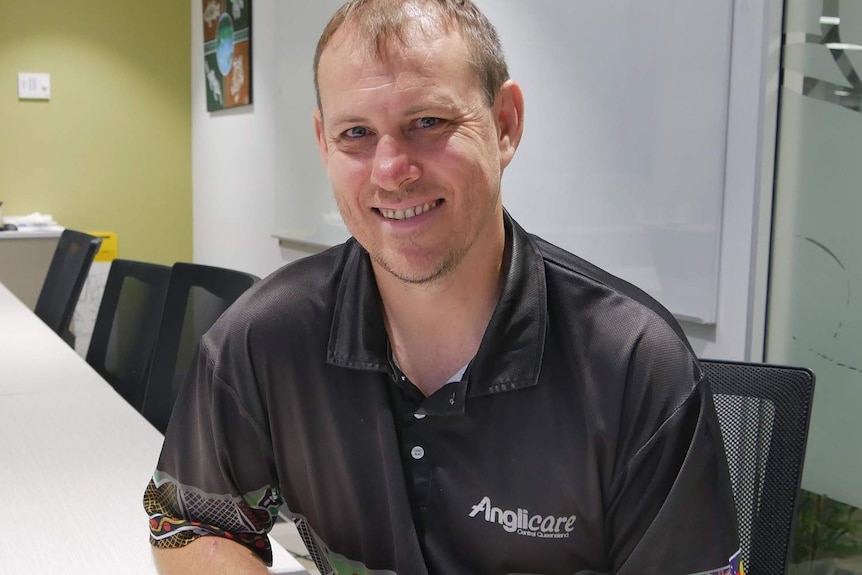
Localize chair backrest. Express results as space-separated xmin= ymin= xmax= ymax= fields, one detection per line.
xmin=701 ymin=359 xmax=815 ymax=575
xmin=141 ymin=262 xmax=259 ymax=433
xmin=85 ymin=259 xmax=172 ymax=410
xmin=34 ymin=229 xmax=102 ymax=341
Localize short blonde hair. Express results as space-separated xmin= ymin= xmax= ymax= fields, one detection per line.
xmin=313 ymin=0 xmax=509 ymax=110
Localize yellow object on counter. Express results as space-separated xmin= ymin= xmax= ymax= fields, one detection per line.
xmin=88 ymin=231 xmax=117 ymax=262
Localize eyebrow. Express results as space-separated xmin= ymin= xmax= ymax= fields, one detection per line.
xmin=402 ymin=105 xmax=435 ymax=116
xmin=403 ymin=96 xmax=460 ymax=116
xmin=327 ymin=115 xmax=368 ymax=128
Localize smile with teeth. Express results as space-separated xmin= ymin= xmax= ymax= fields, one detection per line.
xmin=378 ymin=200 xmax=440 ymax=221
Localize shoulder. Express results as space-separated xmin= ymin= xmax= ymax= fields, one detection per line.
xmin=248 ymin=242 xmax=350 ymax=316
xmin=533 ymin=233 xmax=691 ymax=353
xmin=532 ymin=233 xmax=693 ymax=360
xmin=530 ymin=232 xmax=701 ymax=415
xmin=202 ymin=241 xmax=355 ymax=364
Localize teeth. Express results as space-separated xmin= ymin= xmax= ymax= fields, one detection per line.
xmin=381 ymin=200 xmax=439 ymax=221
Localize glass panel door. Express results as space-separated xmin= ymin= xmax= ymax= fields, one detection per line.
xmin=768 ymin=0 xmax=862 ymax=569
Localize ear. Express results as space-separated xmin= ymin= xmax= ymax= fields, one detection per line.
xmin=313 ymin=108 xmax=329 ymax=169
xmin=494 ymin=80 xmax=524 ymax=170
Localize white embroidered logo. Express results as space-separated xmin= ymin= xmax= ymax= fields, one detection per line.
xmin=468 ymin=496 xmax=577 ymax=539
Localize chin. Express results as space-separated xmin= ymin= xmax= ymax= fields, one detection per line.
xmin=373 ymin=253 xmax=453 ymax=285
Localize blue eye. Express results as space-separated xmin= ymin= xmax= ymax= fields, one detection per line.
xmin=344 ymin=126 xmax=369 ymax=139
xmin=416 ymin=117 xmax=441 ymax=129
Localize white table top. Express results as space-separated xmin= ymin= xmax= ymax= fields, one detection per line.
xmin=0 ymin=282 xmax=306 ymax=574
xmin=0 ymin=226 xmax=64 ymax=239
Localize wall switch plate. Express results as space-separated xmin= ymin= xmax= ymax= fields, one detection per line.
xmin=18 ymin=72 xmax=51 ymax=100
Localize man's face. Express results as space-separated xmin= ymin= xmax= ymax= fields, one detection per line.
xmin=314 ymin=22 xmax=516 ymax=285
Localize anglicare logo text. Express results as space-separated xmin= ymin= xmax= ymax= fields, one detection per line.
xmin=468 ymin=496 xmax=577 ymax=539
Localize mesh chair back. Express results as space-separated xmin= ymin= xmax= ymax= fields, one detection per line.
xmin=85 ymin=259 xmax=171 ymax=409
xmin=702 ymin=359 xmax=815 ymax=575
xmin=141 ymin=262 xmax=259 ymax=433
xmin=34 ymin=229 xmax=102 ymax=340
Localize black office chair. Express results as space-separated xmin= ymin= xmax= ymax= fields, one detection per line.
xmin=85 ymin=259 xmax=172 ymax=410
xmin=140 ymin=262 xmax=259 ymax=434
xmin=34 ymin=229 xmax=102 ymax=344
xmin=702 ymin=359 xmax=815 ymax=575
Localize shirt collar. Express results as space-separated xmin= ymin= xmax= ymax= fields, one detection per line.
xmin=326 ymin=211 xmax=547 ymax=396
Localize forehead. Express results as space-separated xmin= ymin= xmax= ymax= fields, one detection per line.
xmin=316 ymin=22 xmax=479 ymax=109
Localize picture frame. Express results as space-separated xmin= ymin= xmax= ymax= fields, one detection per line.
xmin=203 ymin=0 xmax=252 ymax=111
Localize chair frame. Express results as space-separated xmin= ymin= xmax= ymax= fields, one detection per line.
xmin=141 ymin=262 xmax=258 ymax=433
xmin=702 ymin=359 xmax=815 ymax=575
xmin=85 ymin=259 xmax=172 ymax=409
xmin=34 ymin=229 xmax=102 ymax=342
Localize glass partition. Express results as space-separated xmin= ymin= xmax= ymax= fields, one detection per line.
xmin=768 ymin=0 xmax=862 ymax=570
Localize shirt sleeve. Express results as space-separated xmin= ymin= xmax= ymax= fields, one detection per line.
xmin=142 ymin=338 xmax=283 ymax=566
xmin=606 ymin=341 xmax=742 ymax=574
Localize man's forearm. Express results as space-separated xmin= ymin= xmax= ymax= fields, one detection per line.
xmin=153 ymin=536 xmax=270 ymax=575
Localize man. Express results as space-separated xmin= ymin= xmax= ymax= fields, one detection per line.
xmin=145 ymin=1 xmax=742 ymax=573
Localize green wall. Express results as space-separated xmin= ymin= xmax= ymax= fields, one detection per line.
xmin=0 ymin=0 xmax=192 ymax=265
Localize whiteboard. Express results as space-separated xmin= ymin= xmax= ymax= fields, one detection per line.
xmin=273 ymin=0 xmax=733 ymax=324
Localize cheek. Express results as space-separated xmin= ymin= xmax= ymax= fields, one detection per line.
xmin=444 ymin=133 xmax=500 ymax=176
xmin=332 ymin=186 xmax=366 ymax=235
xmin=328 ymin=157 xmax=369 ymax=197
xmin=332 ymin=192 xmax=355 ymax=223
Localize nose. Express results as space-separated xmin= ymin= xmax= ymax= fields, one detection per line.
xmin=370 ymin=134 xmax=421 ymax=192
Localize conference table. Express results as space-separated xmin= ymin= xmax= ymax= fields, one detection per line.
xmin=0 ymin=281 xmax=307 ymax=574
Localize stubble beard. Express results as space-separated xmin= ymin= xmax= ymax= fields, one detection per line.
xmin=349 ymin=181 xmax=502 ymax=287
xmin=371 ymin=241 xmax=466 ymax=286
xmin=361 ymin=184 xmax=470 ymax=286
xmin=368 ymin=191 xmax=501 ymax=287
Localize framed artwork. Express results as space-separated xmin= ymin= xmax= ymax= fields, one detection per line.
xmin=203 ymin=0 xmax=252 ymax=111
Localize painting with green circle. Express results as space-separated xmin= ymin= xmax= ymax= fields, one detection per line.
xmin=202 ymin=0 xmax=252 ymax=111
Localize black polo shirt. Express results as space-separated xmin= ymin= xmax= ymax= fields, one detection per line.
xmin=145 ymin=213 xmax=741 ymax=575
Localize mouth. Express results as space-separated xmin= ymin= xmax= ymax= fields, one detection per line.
xmin=376 ymin=200 xmax=442 ymax=221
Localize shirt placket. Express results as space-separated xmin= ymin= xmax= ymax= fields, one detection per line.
xmin=389 ymin=362 xmax=468 ymax=540
xmin=402 ymin=406 xmax=433 ymax=525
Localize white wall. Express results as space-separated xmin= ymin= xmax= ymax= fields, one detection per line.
xmin=680 ymin=0 xmax=782 ymax=361
xmin=191 ymin=0 xmax=781 ymax=360
xmin=192 ymin=0 xmax=314 ymax=280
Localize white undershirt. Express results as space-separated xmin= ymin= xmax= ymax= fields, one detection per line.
xmin=391 ymin=353 xmax=470 ymax=384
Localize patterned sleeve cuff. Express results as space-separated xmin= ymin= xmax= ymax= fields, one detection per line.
xmin=143 ymin=477 xmax=275 ymax=566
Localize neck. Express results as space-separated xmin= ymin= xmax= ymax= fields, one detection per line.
xmin=375 ymin=216 xmax=506 ymax=396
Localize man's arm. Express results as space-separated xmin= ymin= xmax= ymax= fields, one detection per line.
xmin=606 ymin=359 xmax=740 ymax=574
xmin=153 ymin=537 xmax=270 ymax=575
xmin=145 ymin=342 xmax=282 ymax=571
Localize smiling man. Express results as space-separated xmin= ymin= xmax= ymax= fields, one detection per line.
xmin=144 ymin=1 xmax=742 ymax=574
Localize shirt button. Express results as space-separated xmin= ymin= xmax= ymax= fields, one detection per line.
xmin=414 ymin=412 xmax=427 ymax=420
xmin=410 ymin=446 xmax=425 ymax=460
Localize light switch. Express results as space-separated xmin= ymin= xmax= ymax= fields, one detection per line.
xmin=18 ymin=72 xmax=51 ymax=100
